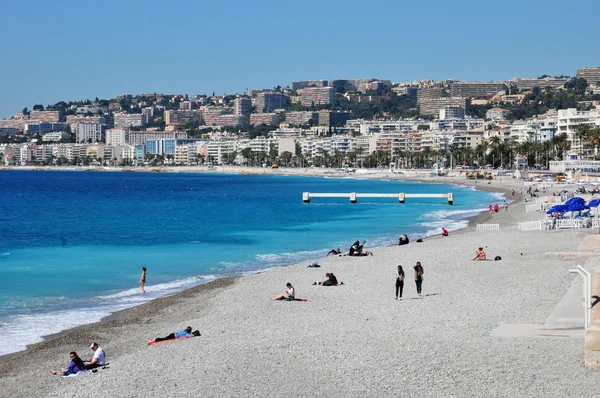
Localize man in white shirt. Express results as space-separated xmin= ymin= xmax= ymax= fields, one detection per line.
xmin=84 ymin=342 xmax=106 ymax=369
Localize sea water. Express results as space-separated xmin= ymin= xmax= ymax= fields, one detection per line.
xmin=0 ymin=170 xmax=503 ymax=355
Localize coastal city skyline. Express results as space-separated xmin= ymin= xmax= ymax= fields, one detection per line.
xmin=2 ymin=0 xmax=600 ymax=118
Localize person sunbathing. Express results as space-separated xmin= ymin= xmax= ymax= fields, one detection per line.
xmin=472 ymin=247 xmax=487 ymax=261
xmin=327 ymin=248 xmax=341 ymax=256
xmin=271 ymin=282 xmax=295 ymax=301
xmin=148 ymin=326 xmax=201 ymax=343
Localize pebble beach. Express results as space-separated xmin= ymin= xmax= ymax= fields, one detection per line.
xmin=2 ymin=170 xmax=600 ymax=397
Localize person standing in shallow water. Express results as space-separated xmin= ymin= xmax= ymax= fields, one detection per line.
xmin=414 ymin=262 xmax=424 ymax=296
xmin=139 ymin=267 xmax=146 ymax=293
xmin=395 ymin=265 xmax=405 ymax=299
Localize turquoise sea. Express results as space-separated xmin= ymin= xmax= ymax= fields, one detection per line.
xmin=0 ymin=170 xmax=503 ymax=355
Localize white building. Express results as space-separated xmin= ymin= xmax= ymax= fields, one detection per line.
xmin=486 ymin=108 xmax=509 ymax=121
xmin=557 ymin=108 xmax=600 ymax=155
xmin=105 ymin=128 xmax=129 ymax=146
xmin=75 ymin=122 xmax=104 ymax=143
xmin=439 ymin=106 xmax=465 ymax=120
xmin=114 ymin=113 xmax=148 ymax=128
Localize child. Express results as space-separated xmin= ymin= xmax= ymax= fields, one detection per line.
xmin=139 ymin=267 xmax=147 ymax=293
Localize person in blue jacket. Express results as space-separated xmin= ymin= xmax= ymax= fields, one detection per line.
xmin=149 ymin=326 xmax=201 ymax=343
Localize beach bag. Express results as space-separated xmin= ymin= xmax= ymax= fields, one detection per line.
xmin=494 ymin=256 xmax=502 ymax=261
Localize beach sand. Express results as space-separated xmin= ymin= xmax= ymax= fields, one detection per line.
xmin=2 ymin=171 xmax=600 ymax=397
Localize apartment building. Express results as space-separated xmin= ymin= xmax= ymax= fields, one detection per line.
xmin=211 ymin=115 xmax=246 ymax=128
xmin=418 ymin=97 xmax=468 ymax=116
xmin=29 ymin=110 xmax=62 ymax=122
xmin=249 ymin=113 xmax=279 ymax=126
xmin=233 ymin=98 xmax=252 ymax=116
xmin=164 ymin=110 xmax=203 ymax=125
xmin=299 ymin=87 xmax=336 ymax=107
xmin=105 ymin=128 xmax=129 ymax=146
xmin=24 ymin=122 xmax=69 ymax=134
xmin=255 ymin=92 xmax=285 ymax=112
xmin=439 ymin=106 xmax=465 ymax=120
xmin=206 ymin=140 xmax=237 ymax=163
xmin=75 ymin=122 xmax=105 ymax=143
xmin=448 ymin=82 xmax=505 ymax=98
xmin=486 ymin=108 xmax=510 ymax=121
xmin=290 ymin=80 xmax=328 ymax=90
xmin=318 ymin=110 xmax=351 ymax=127
xmin=511 ymin=77 xmax=569 ymax=91
xmin=42 ymin=131 xmax=70 ymax=142
xmin=576 ymin=67 xmax=600 ymax=86
xmin=114 ymin=113 xmax=148 ymax=128
xmin=557 ymin=108 xmax=600 ymax=155
xmin=451 ymin=131 xmax=484 ymax=149
xmin=128 ymin=131 xmax=188 ymax=146
xmin=285 ymin=111 xmax=318 ymax=126
xmin=66 ymin=115 xmax=106 ymax=130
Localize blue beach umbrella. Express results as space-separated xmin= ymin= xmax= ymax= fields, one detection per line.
xmin=567 ymin=203 xmax=586 ymax=212
xmin=587 ymin=199 xmax=600 ymax=208
xmin=566 ymin=197 xmax=585 ymax=205
xmin=546 ymin=205 xmax=569 ymax=214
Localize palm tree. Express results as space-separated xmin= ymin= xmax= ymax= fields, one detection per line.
xmin=575 ymin=124 xmax=593 ymax=158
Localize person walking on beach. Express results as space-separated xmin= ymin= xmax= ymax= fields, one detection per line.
xmin=414 ymin=262 xmax=424 ymax=296
xmin=493 ymin=204 xmax=499 ymax=213
xmin=272 ymin=282 xmax=295 ymax=301
xmin=139 ymin=267 xmax=146 ymax=293
xmin=395 ymin=265 xmax=405 ymax=299
xmin=489 ymin=205 xmax=493 ymax=215
xmin=503 ymin=200 xmax=508 ymax=211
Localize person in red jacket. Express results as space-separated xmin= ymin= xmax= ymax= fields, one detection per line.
xmin=441 ymin=227 xmax=449 ymax=237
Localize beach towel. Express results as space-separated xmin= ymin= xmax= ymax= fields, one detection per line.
xmin=147 ymin=337 xmax=194 ymax=346
xmin=270 ymin=298 xmax=308 ymax=302
xmin=62 ymin=370 xmax=95 ymax=377
xmin=313 ymin=283 xmax=344 ymax=286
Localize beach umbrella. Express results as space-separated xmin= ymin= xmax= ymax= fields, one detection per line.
xmin=567 ymin=203 xmax=586 ymax=212
xmin=566 ymin=197 xmax=585 ymax=205
xmin=587 ymin=199 xmax=600 ymax=208
xmin=546 ymin=205 xmax=569 ymax=214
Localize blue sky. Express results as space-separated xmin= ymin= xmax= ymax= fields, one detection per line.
xmin=1 ymin=0 xmax=599 ymax=118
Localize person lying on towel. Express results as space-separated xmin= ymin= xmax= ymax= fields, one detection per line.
xmin=149 ymin=326 xmax=201 ymax=343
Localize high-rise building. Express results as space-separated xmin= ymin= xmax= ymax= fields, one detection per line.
xmin=127 ymin=131 xmax=188 ymax=146
xmin=290 ymin=80 xmax=328 ymax=90
xmin=255 ymin=92 xmax=285 ymax=112
xmin=285 ymin=111 xmax=318 ymax=126
xmin=105 ymin=128 xmax=129 ymax=145
xmin=233 ymin=98 xmax=252 ymax=116
xmin=576 ymin=67 xmax=600 ymax=86
xmin=29 ymin=110 xmax=62 ymax=122
xmin=249 ymin=113 xmax=279 ymax=126
xmin=164 ymin=110 xmax=203 ymax=125
xmin=318 ymin=110 xmax=351 ymax=127
xmin=75 ymin=122 xmax=105 ymax=143
xmin=439 ymin=106 xmax=465 ymax=120
xmin=418 ymin=97 xmax=468 ymax=116
xmin=448 ymin=82 xmax=505 ymax=98
xmin=114 ymin=113 xmax=148 ymax=128
xmin=66 ymin=115 xmax=106 ymax=130
xmin=300 ymin=87 xmax=336 ymax=107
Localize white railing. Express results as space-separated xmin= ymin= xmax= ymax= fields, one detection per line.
xmin=518 ymin=220 xmax=542 ymax=231
xmin=556 ymin=219 xmax=585 ymax=229
xmin=526 ymin=203 xmax=542 ymax=212
xmin=476 ymin=223 xmax=500 ymax=232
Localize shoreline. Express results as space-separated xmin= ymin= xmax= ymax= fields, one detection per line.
xmin=0 ymin=168 xmax=516 ymax=360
